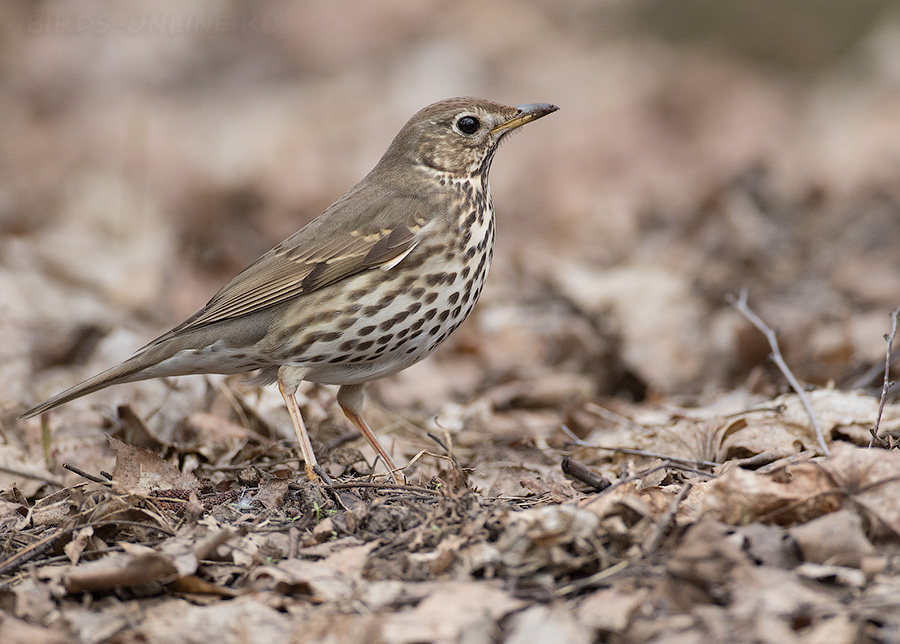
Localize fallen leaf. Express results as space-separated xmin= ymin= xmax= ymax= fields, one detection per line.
xmin=380 ymin=581 xmax=524 ymax=644
xmin=576 ymin=587 xmax=648 ymax=633
xmin=109 ymin=437 xmax=199 ymax=493
xmin=506 ymin=603 xmax=593 ymax=644
xmin=789 ymin=508 xmax=875 ymax=566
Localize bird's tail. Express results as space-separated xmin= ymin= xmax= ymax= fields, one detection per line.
xmin=18 ymin=350 xmax=164 ymax=419
xmin=19 ymin=328 xmax=200 ymax=418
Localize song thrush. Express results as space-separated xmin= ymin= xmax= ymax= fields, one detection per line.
xmin=21 ymin=97 xmax=558 ymax=482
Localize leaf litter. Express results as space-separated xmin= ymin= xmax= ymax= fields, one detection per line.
xmin=5 ymin=3 xmax=900 ymax=643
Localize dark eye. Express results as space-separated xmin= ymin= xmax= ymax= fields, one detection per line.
xmin=456 ymin=115 xmax=479 ymax=134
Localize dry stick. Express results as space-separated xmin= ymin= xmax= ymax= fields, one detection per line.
xmin=554 ymin=560 xmax=630 ymax=597
xmin=0 ymin=465 xmax=65 ymax=487
xmin=561 ymin=456 xmax=611 ymax=492
xmin=0 ymin=520 xmax=176 ymax=577
xmin=644 ymin=481 xmax=692 ymax=554
xmin=326 ymin=481 xmax=440 ymax=496
xmin=727 ymin=289 xmax=830 ymax=457
xmin=869 ymin=307 xmax=900 ymax=448
xmin=63 ymin=462 xmax=111 ymax=485
xmin=559 ymin=424 xmax=720 ymax=469
xmin=583 ymin=463 xmax=712 ymax=502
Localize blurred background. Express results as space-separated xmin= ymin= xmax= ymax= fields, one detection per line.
xmin=3 ymin=0 xmax=900 ymax=422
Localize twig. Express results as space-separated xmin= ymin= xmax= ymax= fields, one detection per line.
xmin=554 ymin=560 xmax=630 ymax=596
xmin=559 ymin=424 xmax=721 ymax=469
xmin=561 ymin=457 xmax=610 ymax=492
xmin=0 ymin=520 xmax=175 ymax=577
xmin=325 ymin=481 xmax=440 ymax=496
xmin=63 ymin=463 xmax=111 ymax=485
xmin=644 ymin=482 xmax=692 ymax=554
xmin=727 ymin=289 xmax=830 ymax=456
xmin=0 ymin=531 xmax=64 ymax=576
xmin=312 ymin=464 xmax=336 ymax=486
xmin=869 ymin=308 xmax=900 ymax=448
xmin=0 ymin=465 xmax=64 ymax=487
xmin=584 ymin=463 xmax=713 ymax=503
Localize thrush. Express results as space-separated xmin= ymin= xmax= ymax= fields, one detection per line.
xmin=21 ymin=97 xmax=558 ymax=482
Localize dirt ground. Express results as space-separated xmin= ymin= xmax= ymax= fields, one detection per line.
xmin=3 ymin=2 xmax=900 ymax=643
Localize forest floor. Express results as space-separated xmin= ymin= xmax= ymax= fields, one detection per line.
xmin=2 ymin=2 xmax=900 ymax=642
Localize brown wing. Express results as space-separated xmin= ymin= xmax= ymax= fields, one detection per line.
xmin=158 ymin=186 xmax=431 ymax=341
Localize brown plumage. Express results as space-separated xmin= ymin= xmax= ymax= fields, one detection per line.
xmin=21 ymin=97 xmax=558 ymax=482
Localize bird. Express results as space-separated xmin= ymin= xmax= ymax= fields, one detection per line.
xmin=21 ymin=97 xmax=558 ymax=483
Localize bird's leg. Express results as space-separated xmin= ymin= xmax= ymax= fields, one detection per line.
xmin=277 ymin=367 xmax=318 ymax=481
xmin=337 ymin=384 xmax=402 ymax=484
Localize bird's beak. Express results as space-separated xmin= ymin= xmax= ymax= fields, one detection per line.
xmin=491 ymin=103 xmax=559 ymax=134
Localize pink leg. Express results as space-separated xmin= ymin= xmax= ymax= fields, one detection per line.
xmin=337 ymin=384 xmax=402 ymax=484
xmin=278 ymin=376 xmax=318 ymax=481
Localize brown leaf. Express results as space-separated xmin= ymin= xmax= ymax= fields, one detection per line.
xmin=63 ymin=526 xmax=94 ymax=565
xmin=701 ymin=461 xmax=836 ymax=525
xmin=175 ymin=412 xmax=271 ymax=465
xmin=380 ymin=581 xmax=524 ymax=644
xmin=663 ymin=518 xmax=752 ymax=609
xmin=818 ymin=442 xmax=900 ymax=540
xmin=506 ymin=603 xmax=593 ymax=644
xmin=253 ymin=477 xmax=290 ymax=511
xmin=494 ymin=504 xmax=601 ymax=575
xmin=789 ymin=509 xmax=875 ymax=566
xmin=0 ymin=611 xmax=70 ymax=644
xmin=139 ymin=597 xmax=293 ymax=642
xmin=30 ymin=486 xmax=82 ymax=527
xmin=576 ymin=587 xmax=648 ymax=633
xmin=109 ymin=437 xmax=199 ymax=493
xmin=63 ymin=551 xmax=178 ymax=594
xmin=0 ymin=499 xmax=28 ymax=532
xmin=112 ymin=404 xmax=167 ymax=451
xmin=250 ymin=542 xmax=375 ymax=602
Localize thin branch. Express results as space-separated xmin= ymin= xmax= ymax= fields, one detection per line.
xmin=63 ymin=462 xmax=111 ymax=485
xmin=554 ymin=561 xmax=630 ymax=597
xmin=644 ymin=482 xmax=692 ymax=554
xmin=870 ymin=307 xmax=900 ymax=448
xmin=561 ymin=457 xmax=610 ymax=492
xmin=325 ymin=481 xmax=440 ymax=496
xmin=584 ymin=462 xmax=713 ymax=501
xmin=0 ymin=465 xmax=64 ymax=487
xmin=727 ymin=289 xmax=830 ymax=457
xmin=559 ymin=424 xmax=721 ymax=469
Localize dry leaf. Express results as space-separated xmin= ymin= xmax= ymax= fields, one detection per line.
xmin=63 ymin=551 xmax=178 ymax=594
xmin=380 ymin=581 xmax=524 ymax=644
xmin=789 ymin=509 xmax=875 ymax=566
xmin=701 ymin=462 xmax=837 ymax=525
xmin=250 ymin=543 xmax=374 ymax=602
xmin=139 ymin=597 xmax=293 ymax=643
xmin=495 ymin=504 xmax=601 ymax=575
xmin=109 ymin=437 xmax=199 ymax=493
xmin=576 ymin=587 xmax=648 ymax=633
xmin=818 ymin=442 xmax=900 ymax=540
xmin=0 ymin=611 xmax=70 ymax=644
xmin=506 ymin=603 xmax=593 ymax=644
xmin=63 ymin=526 xmax=94 ymax=565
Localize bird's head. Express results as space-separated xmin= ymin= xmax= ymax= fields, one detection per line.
xmin=379 ymin=97 xmax=558 ymax=179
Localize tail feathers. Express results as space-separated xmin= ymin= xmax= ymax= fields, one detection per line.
xmin=22 ymin=314 xmax=276 ymax=419
xmin=20 ymin=352 xmax=166 ymax=419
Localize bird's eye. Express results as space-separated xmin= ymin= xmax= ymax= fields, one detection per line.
xmin=456 ymin=115 xmax=480 ymax=135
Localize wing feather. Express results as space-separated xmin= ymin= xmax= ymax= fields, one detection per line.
xmin=157 ymin=187 xmax=430 ymax=341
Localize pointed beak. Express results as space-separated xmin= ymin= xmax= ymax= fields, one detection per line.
xmin=491 ymin=103 xmax=559 ymax=134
